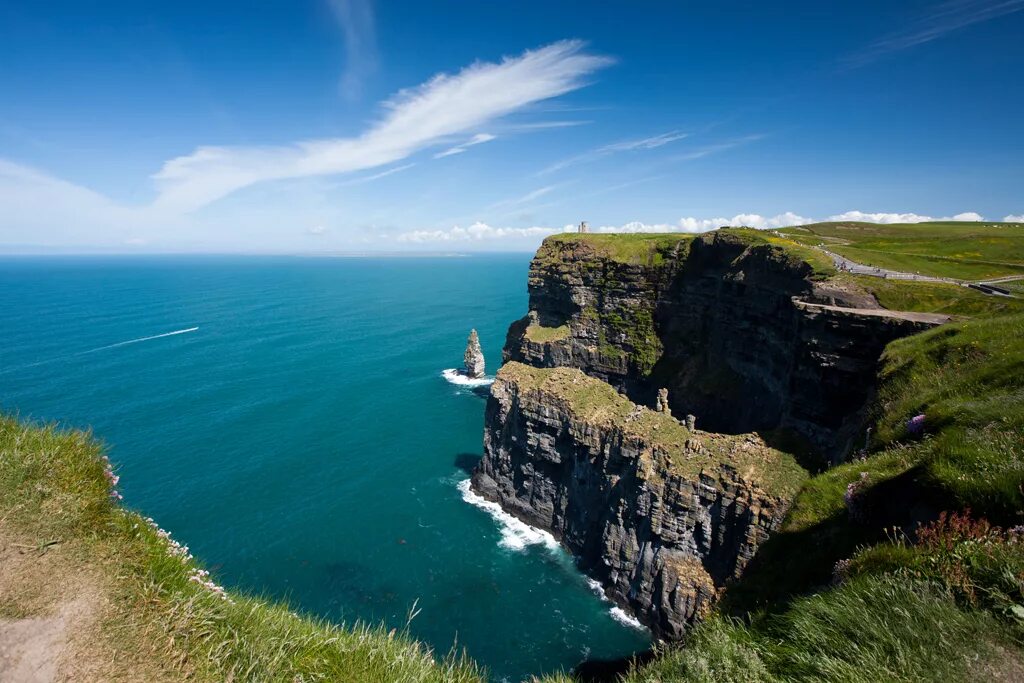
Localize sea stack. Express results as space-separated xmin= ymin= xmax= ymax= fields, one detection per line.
xmin=464 ymin=329 xmax=485 ymax=378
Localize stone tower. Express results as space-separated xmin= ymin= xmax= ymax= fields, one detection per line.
xmin=579 ymin=221 xmax=589 ymax=234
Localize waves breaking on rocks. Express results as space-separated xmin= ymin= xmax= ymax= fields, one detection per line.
xmin=441 ymin=368 xmax=494 ymax=387
xmin=456 ymin=478 xmax=558 ymax=552
xmin=586 ymin=579 xmax=648 ymax=631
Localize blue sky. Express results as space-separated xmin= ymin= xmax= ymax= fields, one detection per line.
xmin=1 ymin=0 xmax=1022 ymax=252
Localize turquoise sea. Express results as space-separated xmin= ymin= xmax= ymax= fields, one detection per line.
xmin=0 ymin=255 xmax=649 ymax=681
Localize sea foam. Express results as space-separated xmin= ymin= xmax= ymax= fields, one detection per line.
xmin=457 ymin=479 xmax=558 ymax=552
xmin=441 ymin=368 xmax=494 ymax=387
xmin=586 ymin=579 xmax=648 ymax=631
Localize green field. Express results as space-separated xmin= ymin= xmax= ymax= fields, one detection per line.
xmin=780 ymin=221 xmax=1024 ymax=280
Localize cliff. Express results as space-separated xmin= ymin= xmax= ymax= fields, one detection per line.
xmin=471 ymin=363 xmax=805 ymax=638
xmin=504 ymin=229 xmax=947 ymax=454
xmin=475 ymin=229 xmax=951 ymax=637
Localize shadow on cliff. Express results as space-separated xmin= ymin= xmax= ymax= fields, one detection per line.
xmin=453 ymin=452 xmax=482 ymax=475
xmin=571 ymin=650 xmax=657 ymax=683
xmin=721 ymin=465 xmax=942 ymax=616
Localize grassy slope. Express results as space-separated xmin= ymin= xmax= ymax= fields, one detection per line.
xmin=836 ymin=273 xmax=1024 ymax=317
xmin=0 ymin=416 xmax=482 ymax=683
xmin=781 ymin=221 xmax=1024 ymax=280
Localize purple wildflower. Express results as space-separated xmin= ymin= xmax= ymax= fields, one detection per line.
xmin=907 ymin=413 xmax=926 ymax=436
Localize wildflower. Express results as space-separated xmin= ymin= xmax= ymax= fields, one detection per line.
xmin=832 ymin=558 xmax=852 ymax=584
xmin=907 ymin=413 xmax=926 ymax=436
xmin=845 ymin=472 xmax=870 ymax=522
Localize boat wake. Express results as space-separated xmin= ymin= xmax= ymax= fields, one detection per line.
xmin=441 ymin=368 xmax=494 ymax=387
xmin=457 ymin=479 xmax=558 ymax=552
xmin=81 ymin=327 xmax=200 ymax=353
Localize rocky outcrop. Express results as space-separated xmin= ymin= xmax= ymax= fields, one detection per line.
xmin=472 ymin=363 xmax=805 ymax=638
xmin=504 ymin=229 xmax=946 ymax=456
xmin=464 ymin=329 xmax=485 ymax=378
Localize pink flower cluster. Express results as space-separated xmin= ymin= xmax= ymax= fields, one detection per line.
xmin=832 ymin=558 xmax=852 ymax=585
xmin=134 ymin=517 xmax=232 ymax=603
xmin=101 ymin=455 xmax=122 ymax=501
xmin=188 ymin=568 xmax=231 ymax=601
xmin=844 ymin=471 xmax=870 ymax=522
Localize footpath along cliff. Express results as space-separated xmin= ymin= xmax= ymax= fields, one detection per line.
xmin=471 ymin=229 xmax=949 ymax=638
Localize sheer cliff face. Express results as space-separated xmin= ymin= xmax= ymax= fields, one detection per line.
xmin=505 ymin=230 xmax=938 ymax=454
xmin=471 ymin=363 xmax=805 ymax=639
xmin=475 ymin=230 xmax=942 ymax=638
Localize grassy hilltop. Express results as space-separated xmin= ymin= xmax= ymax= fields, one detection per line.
xmin=3 ymin=222 xmax=1024 ymax=682
xmin=780 ymin=220 xmax=1024 ymax=280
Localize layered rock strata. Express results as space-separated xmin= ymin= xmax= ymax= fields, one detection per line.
xmin=472 ymin=362 xmax=806 ymax=638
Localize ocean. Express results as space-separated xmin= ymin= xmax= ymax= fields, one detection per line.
xmin=0 ymin=254 xmax=650 ymax=681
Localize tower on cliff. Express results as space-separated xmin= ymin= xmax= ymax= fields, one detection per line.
xmin=579 ymin=221 xmax=589 ymax=233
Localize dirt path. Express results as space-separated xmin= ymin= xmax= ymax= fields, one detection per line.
xmin=0 ymin=526 xmax=183 ymax=683
xmin=793 ymin=299 xmax=952 ymax=325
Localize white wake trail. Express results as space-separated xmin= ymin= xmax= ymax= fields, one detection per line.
xmin=81 ymin=327 xmax=199 ymax=353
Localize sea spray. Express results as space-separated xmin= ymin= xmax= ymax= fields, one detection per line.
xmin=586 ymin=579 xmax=648 ymax=631
xmin=457 ymin=478 xmax=558 ymax=552
xmin=441 ymin=368 xmax=494 ymax=388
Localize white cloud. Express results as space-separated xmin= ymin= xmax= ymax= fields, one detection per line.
xmin=329 ymin=0 xmax=378 ymax=100
xmin=1004 ymin=214 xmax=1024 ymax=222
xmin=308 ymin=225 xmax=327 ymax=235
xmin=433 ymin=133 xmax=497 ymax=159
xmin=540 ymin=129 xmax=687 ymax=175
xmin=396 ymin=221 xmax=566 ymax=242
xmin=827 ymin=210 xmax=984 ymax=223
xmin=599 ymin=131 xmax=688 ymax=153
xmin=598 ymin=212 xmax=812 ymax=234
xmin=152 ymin=40 xmax=612 ymax=212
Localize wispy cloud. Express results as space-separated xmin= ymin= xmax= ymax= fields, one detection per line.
xmin=842 ymin=0 xmax=1024 ymax=69
xmin=539 ymin=129 xmax=687 ymax=175
xmin=433 ymin=133 xmax=497 ymax=159
xmin=151 ymin=40 xmax=612 ymax=213
xmin=329 ymin=0 xmax=378 ymax=100
xmin=396 ymin=221 xmax=564 ymax=243
xmin=671 ymin=134 xmax=765 ymax=161
xmin=336 ymin=162 xmax=415 ymax=185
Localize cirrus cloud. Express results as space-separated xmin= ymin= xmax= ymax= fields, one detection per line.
xmin=152 ymin=40 xmax=613 ymax=213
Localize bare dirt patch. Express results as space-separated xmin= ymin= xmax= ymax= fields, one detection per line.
xmin=0 ymin=525 xmax=182 ymax=682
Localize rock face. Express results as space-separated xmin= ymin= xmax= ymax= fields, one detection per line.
xmin=472 ymin=230 xmax=950 ymax=638
xmin=472 ymin=363 xmax=805 ymax=638
xmin=504 ymin=229 xmax=947 ymax=455
xmin=463 ymin=329 xmax=485 ymax=378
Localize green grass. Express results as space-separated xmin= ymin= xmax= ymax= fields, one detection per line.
xmin=0 ymin=415 xmax=483 ymax=683
xmin=523 ymin=323 xmax=571 ymax=343
xmin=780 ymin=221 xmax=1024 ymax=280
xmin=542 ymin=232 xmax=694 ymax=266
xmin=617 ymin=574 xmax=1017 ymax=683
xmin=498 ymin=362 xmax=808 ymax=498
xmin=871 ymin=313 xmax=1024 ymax=518
xmin=837 ymin=273 xmax=1024 ymax=317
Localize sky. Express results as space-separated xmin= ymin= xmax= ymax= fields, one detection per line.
xmin=1 ymin=0 xmax=1023 ymax=253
